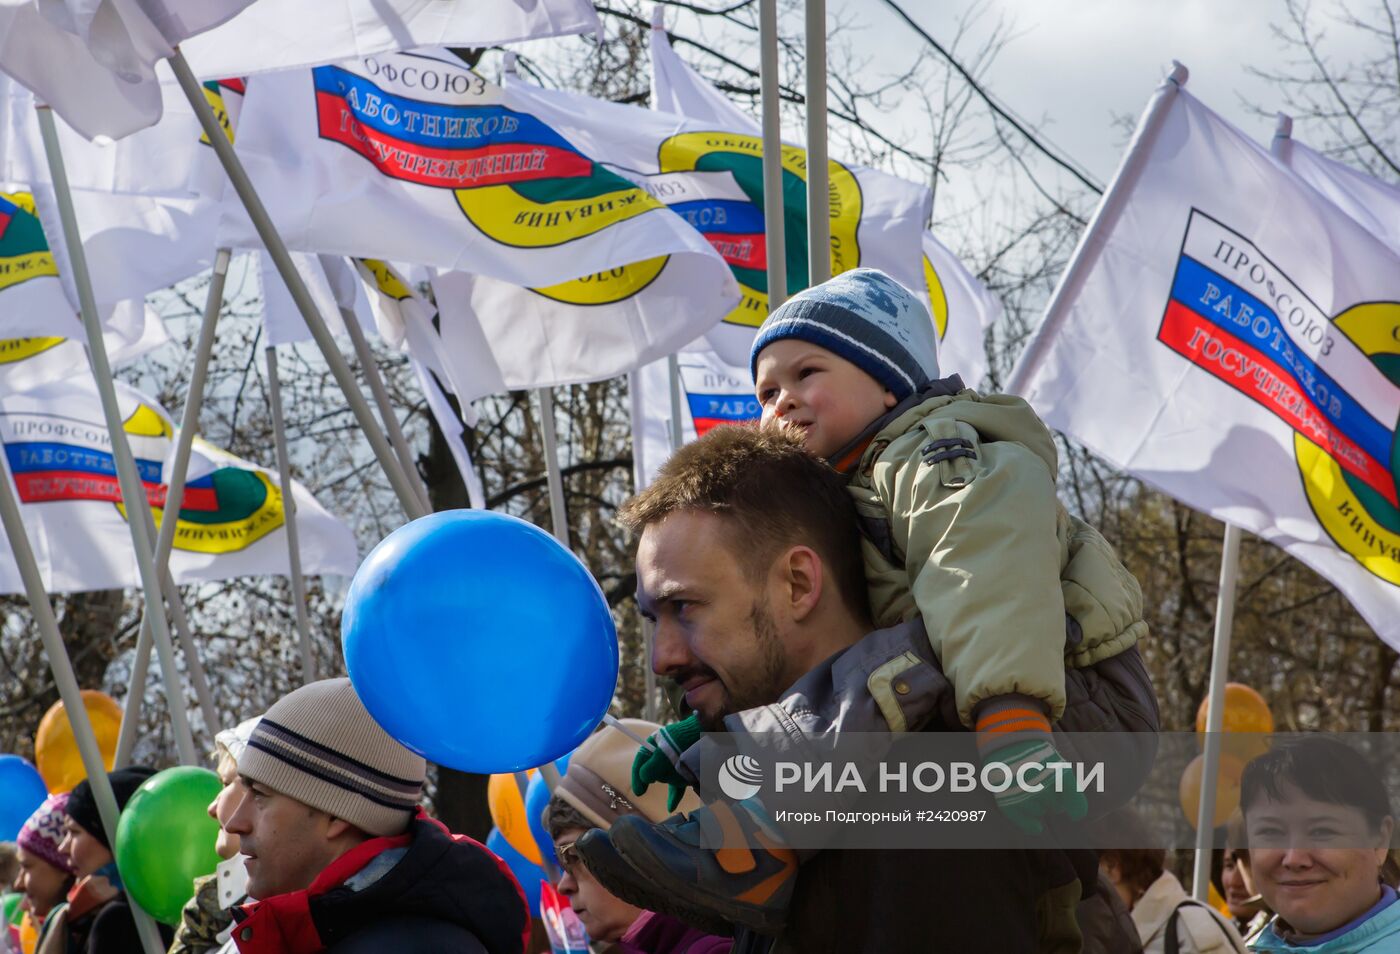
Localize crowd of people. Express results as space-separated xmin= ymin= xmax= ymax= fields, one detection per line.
xmin=4 ymin=269 xmax=1398 ymax=952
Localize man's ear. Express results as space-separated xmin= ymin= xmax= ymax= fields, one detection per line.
xmin=325 ymin=816 xmax=358 ymax=841
xmin=884 ymin=390 xmax=898 ymax=408
xmin=780 ymin=546 xmax=824 ymax=622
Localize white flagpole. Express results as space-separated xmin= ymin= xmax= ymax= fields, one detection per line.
xmin=0 ymin=445 xmax=166 ymax=954
xmin=625 ymin=370 xmax=659 ymax=721
xmin=1192 ymin=523 xmax=1242 ymax=900
xmin=166 ymin=49 xmax=428 ymax=521
xmin=164 ymin=580 xmax=218 ymax=736
xmin=116 ymin=247 xmax=232 ymax=764
xmin=34 ymin=105 xmax=199 ymax=767
xmin=1270 ymin=112 xmax=1294 ymax=164
xmin=264 ymin=345 xmax=318 ymax=682
xmin=1006 ymin=62 xmax=1188 ymax=396
xmin=535 ymin=387 xmax=571 ymax=547
xmin=804 ymin=0 xmax=829 ymax=287
xmin=666 ymin=355 xmax=684 ymax=452
xmin=761 ymin=0 xmax=788 ymax=308
xmin=114 ymin=618 xmax=152 ymax=767
xmin=340 ymin=303 xmax=431 ymax=513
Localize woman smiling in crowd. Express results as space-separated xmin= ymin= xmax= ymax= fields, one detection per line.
xmin=1242 ymin=737 xmax=1399 ymax=952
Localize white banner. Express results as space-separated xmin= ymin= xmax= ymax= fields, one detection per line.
xmin=0 ymin=374 xmax=356 ymax=592
xmin=1008 ymin=80 xmax=1400 ymax=650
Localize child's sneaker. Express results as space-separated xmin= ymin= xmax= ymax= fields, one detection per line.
xmin=577 ymin=798 xmax=797 ymax=937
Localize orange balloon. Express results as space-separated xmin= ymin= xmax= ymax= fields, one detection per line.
xmin=18 ymin=911 xmax=37 ymax=954
xmin=34 ymin=690 xmax=122 ymax=794
xmin=1179 ymin=753 xmax=1245 ymax=830
xmin=488 ymin=770 xmax=543 ymax=866
xmin=1196 ymin=683 xmax=1273 ymax=762
xmin=1208 ymin=882 xmax=1229 ymax=920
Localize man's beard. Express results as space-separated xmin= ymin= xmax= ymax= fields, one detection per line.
xmin=695 ymin=596 xmax=789 ymax=731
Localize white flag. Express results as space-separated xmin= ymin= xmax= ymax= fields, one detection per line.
xmin=646 ymin=25 xmax=933 ymax=365
xmin=0 ymin=189 xmax=82 ymax=339
xmin=0 ymin=374 xmax=356 ymax=592
xmin=1275 ymin=128 xmax=1400 ymax=257
xmin=353 ymin=257 xmax=502 ymax=406
xmin=2 ymin=0 xmax=596 ymax=140
xmin=0 ymin=0 xmax=253 ymax=139
xmin=0 ymin=302 xmax=170 ymax=394
xmin=1008 ymin=78 xmax=1400 ymax=650
xmin=921 ymin=231 xmax=998 ymax=387
xmin=2 ymin=73 xmax=230 ymax=308
xmin=258 ymin=252 xmax=378 ymax=348
xmin=0 ymin=188 xmax=173 ymax=364
xmin=633 ymin=349 xmax=759 ymax=489
xmin=219 ymin=50 xmax=735 ymax=296
xmin=181 ymin=0 xmax=601 ymax=81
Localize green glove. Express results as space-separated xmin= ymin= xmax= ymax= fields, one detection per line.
xmin=984 ymin=738 xmax=1089 ymax=835
xmin=631 ymin=713 xmax=704 ymax=812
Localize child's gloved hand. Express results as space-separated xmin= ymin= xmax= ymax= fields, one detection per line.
xmin=974 ymin=697 xmax=1086 ymax=835
xmin=631 ymin=713 xmax=704 ymax=812
xmin=982 ymin=738 xmax=1088 ymax=835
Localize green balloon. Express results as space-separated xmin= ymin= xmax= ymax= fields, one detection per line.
xmin=1 ymin=892 xmax=21 ymax=928
xmin=114 ymin=766 xmax=223 ymax=925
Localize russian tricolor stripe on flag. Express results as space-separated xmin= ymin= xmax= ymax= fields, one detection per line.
xmin=670 ymin=199 xmax=766 ymax=269
xmin=0 ymin=195 xmax=16 ymax=240
xmin=313 ymin=65 xmax=592 ymax=189
xmin=686 ymin=393 xmax=759 ymax=436
xmin=1158 ymin=212 xmax=1398 ymax=507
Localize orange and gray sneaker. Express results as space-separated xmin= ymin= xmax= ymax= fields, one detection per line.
xmin=576 ymin=798 xmax=798 ymax=937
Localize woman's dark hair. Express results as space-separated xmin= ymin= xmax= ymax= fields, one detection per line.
xmin=1100 ymin=847 xmax=1166 ymax=901
xmin=1096 ymin=808 xmax=1165 ymax=902
xmin=1240 ymin=737 xmax=1392 ymax=832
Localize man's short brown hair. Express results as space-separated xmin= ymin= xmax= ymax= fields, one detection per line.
xmin=619 ymin=425 xmax=870 ymax=619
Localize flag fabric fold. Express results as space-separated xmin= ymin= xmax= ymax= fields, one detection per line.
xmin=1275 ymin=131 xmax=1400 ymax=257
xmin=1 ymin=73 xmax=228 ymax=309
xmin=1 ymin=0 xmax=596 ymax=140
xmin=0 ymin=187 xmax=171 ymax=363
xmin=1008 ymin=80 xmax=1400 ymax=649
xmin=0 ymin=0 xmax=253 ymax=139
xmin=180 ymin=0 xmax=602 ymax=81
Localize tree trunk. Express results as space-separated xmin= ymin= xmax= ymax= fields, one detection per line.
xmin=420 ymin=402 xmax=493 ymax=839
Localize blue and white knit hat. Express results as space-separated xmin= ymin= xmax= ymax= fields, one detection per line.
xmin=238 ymin=677 xmax=425 ymax=836
xmin=749 ymin=268 xmax=939 ymax=399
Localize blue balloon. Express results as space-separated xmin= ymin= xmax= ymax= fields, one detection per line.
xmin=487 ymin=827 xmax=544 ymax=915
xmin=343 ymin=511 xmax=619 ymax=773
xmin=0 ymin=755 xmax=48 ymax=841
xmin=526 ymin=752 xmax=572 ymax=869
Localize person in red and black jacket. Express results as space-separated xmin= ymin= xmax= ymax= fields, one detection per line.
xmin=222 ymin=677 xmax=529 ymax=954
